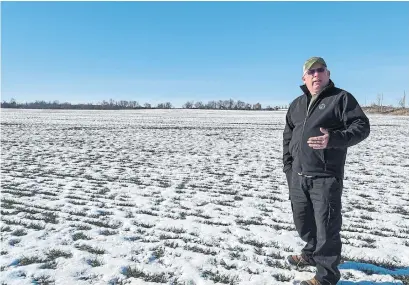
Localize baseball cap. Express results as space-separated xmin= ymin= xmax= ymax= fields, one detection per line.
xmin=303 ymin=57 xmax=327 ymax=74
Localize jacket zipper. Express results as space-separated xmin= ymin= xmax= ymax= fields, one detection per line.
xmin=299 ymin=92 xmax=325 ymax=175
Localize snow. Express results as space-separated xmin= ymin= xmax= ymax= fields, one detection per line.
xmin=1 ymin=109 xmax=408 ymax=285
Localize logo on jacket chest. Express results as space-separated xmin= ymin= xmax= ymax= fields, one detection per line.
xmin=318 ymin=103 xmax=326 ymax=110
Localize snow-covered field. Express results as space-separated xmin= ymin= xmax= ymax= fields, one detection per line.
xmin=1 ymin=109 xmax=408 ymax=285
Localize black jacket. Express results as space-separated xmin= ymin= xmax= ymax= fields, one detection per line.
xmin=283 ymin=80 xmax=370 ymax=179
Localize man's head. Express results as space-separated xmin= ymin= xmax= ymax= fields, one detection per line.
xmin=302 ymin=56 xmax=330 ymax=95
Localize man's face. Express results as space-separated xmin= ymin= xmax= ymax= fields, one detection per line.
xmin=302 ymin=63 xmax=330 ymax=95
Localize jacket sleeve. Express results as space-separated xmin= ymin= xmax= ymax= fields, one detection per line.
xmin=283 ymin=106 xmax=294 ymax=173
xmin=327 ymin=92 xmax=370 ymax=149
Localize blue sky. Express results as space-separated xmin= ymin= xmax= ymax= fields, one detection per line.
xmin=2 ymin=1 xmax=408 ymax=108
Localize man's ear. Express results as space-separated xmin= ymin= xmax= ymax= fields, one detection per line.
xmin=327 ymin=69 xmax=331 ymax=77
xmin=301 ymin=75 xmax=306 ymax=83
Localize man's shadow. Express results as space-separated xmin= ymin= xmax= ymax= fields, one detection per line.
xmin=336 ymin=261 xmax=409 ymax=284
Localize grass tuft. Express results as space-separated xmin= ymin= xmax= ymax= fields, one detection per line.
xmin=18 ymin=256 xmax=46 ymax=266
xmin=1 ymin=226 xmax=12 ymax=232
xmin=272 ymin=273 xmax=292 ymax=282
xmin=164 ymin=226 xmax=186 ymax=234
xmin=134 ymin=221 xmax=155 ymax=228
xmin=100 ymin=229 xmax=117 ymax=235
xmin=11 ymin=229 xmax=27 ymax=236
xmin=45 ymin=249 xmax=72 ymax=260
xmin=84 ymin=218 xmax=122 ymax=229
xmin=184 ymin=244 xmax=217 ymax=256
xmin=87 ymin=257 xmax=103 ymax=267
xmin=75 ymin=244 xmax=106 ymax=255
xmin=76 ymin=224 xmax=92 ymax=231
xmin=122 ymin=266 xmax=174 ymax=283
xmin=72 ymin=232 xmax=91 ymax=241
xmin=201 ymin=269 xmax=240 ymax=284
xmin=238 ymin=237 xmax=266 ymax=248
xmin=32 ymin=274 xmax=55 ymax=285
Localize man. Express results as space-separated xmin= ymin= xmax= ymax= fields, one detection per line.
xmin=282 ymin=57 xmax=370 ymax=285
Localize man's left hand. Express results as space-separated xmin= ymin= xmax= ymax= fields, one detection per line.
xmin=307 ymin=128 xmax=329 ymax=149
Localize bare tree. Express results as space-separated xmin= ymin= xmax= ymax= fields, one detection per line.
xmin=398 ymin=91 xmax=406 ymax=108
xmin=236 ymin=100 xmax=245 ymax=110
xmin=118 ymin=100 xmax=128 ymax=108
xmin=194 ymin=101 xmax=204 ymax=109
xmin=182 ymin=101 xmax=194 ymax=109
xmin=206 ymin=101 xmax=217 ymax=109
xmin=157 ymin=102 xmax=172 ymax=109
xmin=228 ymin=98 xmax=235 ymax=109
xmin=377 ymin=93 xmax=383 ymax=112
xmin=129 ymin=101 xmax=139 ymax=108
xmin=10 ymin=98 xmax=17 ymax=107
xmin=223 ymin=100 xmax=230 ymax=109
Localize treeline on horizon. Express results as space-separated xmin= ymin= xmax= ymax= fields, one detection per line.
xmin=1 ymin=98 xmax=288 ymax=111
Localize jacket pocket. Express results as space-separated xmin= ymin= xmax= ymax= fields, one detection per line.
xmin=289 ymin=140 xmax=299 ymax=156
xmin=324 ymin=148 xmax=346 ymax=176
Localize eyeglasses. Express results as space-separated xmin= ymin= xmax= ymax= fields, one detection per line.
xmin=306 ymin=67 xmax=326 ymax=75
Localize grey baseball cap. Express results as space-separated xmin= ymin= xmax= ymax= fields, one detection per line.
xmin=303 ymin=57 xmax=327 ymax=74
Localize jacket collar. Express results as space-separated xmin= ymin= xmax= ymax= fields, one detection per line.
xmin=300 ymin=79 xmax=335 ymax=97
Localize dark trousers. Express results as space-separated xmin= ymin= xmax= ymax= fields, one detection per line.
xmin=288 ymin=171 xmax=343 ymax=285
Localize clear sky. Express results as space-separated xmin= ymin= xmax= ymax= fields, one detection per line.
xmin=1 ymin=1 xmax=408 ymax=108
